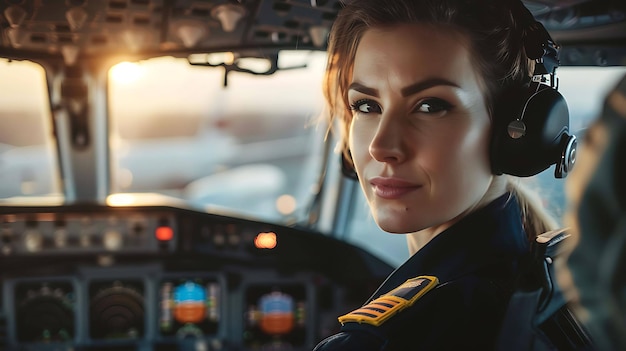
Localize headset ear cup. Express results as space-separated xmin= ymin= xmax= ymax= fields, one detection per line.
xmin=555 ymin=134 xmax=577 ymax=178
xmin=491 ymin=82 xmax=572 ymax=177
xmin=491 ymin=84 xmax=526 ymax=175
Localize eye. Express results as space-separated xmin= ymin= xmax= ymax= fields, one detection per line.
xmin=414 ymin=98 xmax=453 ymax=114
xmin=350 ymin=99 xmax=382 ymax=114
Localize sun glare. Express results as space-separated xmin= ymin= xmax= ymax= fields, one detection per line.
xmin=109 ymin=61 xmax=143 ymax=84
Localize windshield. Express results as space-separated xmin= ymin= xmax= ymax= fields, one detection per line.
xmin=0 ymin=59 xmax=59 ymax=198
xmin=1 ymin=54 xmax=625 ymax=266
xmin=108 ymin=51 xmax=328 ymax=223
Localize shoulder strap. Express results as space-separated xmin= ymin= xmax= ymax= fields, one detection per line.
xmin=336 ymin=252 xmax=511 ymax=339
xmin=496 ymin=229 xmax=595 ymax=351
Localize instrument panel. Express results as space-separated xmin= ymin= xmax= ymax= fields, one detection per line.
xmin=0 ymin=202 xmax=393 ymax=351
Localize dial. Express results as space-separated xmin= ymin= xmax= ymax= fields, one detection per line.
xmin=89 ymin=280 xmax=144 ymax=340
xmin=15 ymin=282 xmax=75 ymax=342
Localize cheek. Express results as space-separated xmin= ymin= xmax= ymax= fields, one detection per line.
xmin=429 ymin=121 xmax=492 ymax=210
xmin=426 ymin=119 xmax=491 ymax=175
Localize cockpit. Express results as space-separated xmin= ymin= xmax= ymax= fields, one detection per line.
xmin=0 ymin=0 xmax=625 ymax=350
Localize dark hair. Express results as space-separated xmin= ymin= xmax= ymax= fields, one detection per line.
xmin=324 ymin=0 xmax=533 ymax=160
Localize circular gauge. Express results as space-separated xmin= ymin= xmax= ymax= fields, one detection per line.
xmin=16 ymin=285 xmax=74 ymax=342
xmin=89 ymin=282 xmax=144 ymax=339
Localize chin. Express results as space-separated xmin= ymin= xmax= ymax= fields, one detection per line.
xmin=371 ymin=205 xmax=430 ymax=233
xmin=377 ymin=226 xmax=409 ymax=234
xmin=375 ymin=217 xmax=425 ymax=234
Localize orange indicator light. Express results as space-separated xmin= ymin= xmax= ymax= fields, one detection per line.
xmin=156 ymin=226 xmax=174 ymax=241
xmin=255 ymin=232 xmax=277 ymax=249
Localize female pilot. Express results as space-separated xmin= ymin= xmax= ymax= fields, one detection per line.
xmin=313 ymin=0 xmax=570 ymax=349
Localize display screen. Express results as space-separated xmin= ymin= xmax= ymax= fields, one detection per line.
xmin=159 ymin=278 xmax=221 ymax=337
xmin=244 ymin=284 xmax=307 ymax=349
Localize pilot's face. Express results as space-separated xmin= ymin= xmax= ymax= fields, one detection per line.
xmin=348 ymin=24 xmax=494 ymax=234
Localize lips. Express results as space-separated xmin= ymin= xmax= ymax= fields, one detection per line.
xmin=369 ymin=177 xmax=422 ymax=199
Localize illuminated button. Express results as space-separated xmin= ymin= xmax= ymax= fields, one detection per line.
xmin=195 ymin=340 xmax=209 ymax=351
xmin=24 ymin=229 xmax=43 ymax=252
xmin=155 ymin=226 xmax=174 ymax=241
xmin=254 ymin=232 xmax=277 ymax=249
xmin=213 ymin=232 xmax=225 ymax=246
xmin=103 ymin=230 xmax=123 ymax=251
xmin=79 ymin=231 xmax=91 ymax=247
xmin=227 ymin=234 xmax=240 ymax=246
xmin=54 ymin=228 xmax=68 ymax=248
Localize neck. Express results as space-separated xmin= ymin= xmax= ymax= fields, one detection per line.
xmin=406 ymin=176 xmax=508 ymax=254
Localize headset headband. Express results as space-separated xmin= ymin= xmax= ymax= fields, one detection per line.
xmin=512 ymin=0 xmax=560 ymax=79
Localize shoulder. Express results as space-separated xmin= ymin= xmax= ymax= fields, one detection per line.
xmin=382 ymin=274 xmax=512 ymax=349
xmin=314 ymin=274 xmax=513 ymax=351
xmin=371 ymin=272 xmax=515 ymax=321
xmin=395 ymin=273 xmax=512 ymax=327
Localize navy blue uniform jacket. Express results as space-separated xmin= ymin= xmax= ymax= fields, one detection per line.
xmin=313 ymin=193 xmax=530 ymax=350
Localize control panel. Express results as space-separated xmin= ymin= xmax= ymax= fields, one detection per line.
xmin=0 ymin=203 xmax=392 ymax=351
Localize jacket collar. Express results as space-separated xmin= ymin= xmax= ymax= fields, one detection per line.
xmin=368 ymin=193 xmax=529 ymax=299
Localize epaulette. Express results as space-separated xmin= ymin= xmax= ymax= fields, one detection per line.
xmin=338 ymin=275 xmax=439 ymax=327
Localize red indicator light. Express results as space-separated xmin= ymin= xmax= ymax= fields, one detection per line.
xmin=155 ymin=226 xmax=174 ymax=241
xmin=255 ymin=232 xmax=277 ymax=249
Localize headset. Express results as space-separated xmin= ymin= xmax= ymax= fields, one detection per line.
xmin=490 ymin=0 xmax=577 ymax=178
xmin=341 ymin=1 xmax=577 ymax=180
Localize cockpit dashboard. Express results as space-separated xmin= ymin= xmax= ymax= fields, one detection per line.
xmin=0 ymin=196 xmax=392 ymax=351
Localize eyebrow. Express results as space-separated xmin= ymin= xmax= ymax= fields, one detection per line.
xmin=348 ymin=78 xmax=460 ymax=97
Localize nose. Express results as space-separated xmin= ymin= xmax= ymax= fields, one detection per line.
xmin=368 ymin=113 xmax=406 ymax=164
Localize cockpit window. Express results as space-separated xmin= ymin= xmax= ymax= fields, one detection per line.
xmin=108 ymin=51 xmax=327 ymax=223
xmin=0 ymin=59 xmax=59 ymax=198
xmin=2 ymin=54 xmax=625 ymax=268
